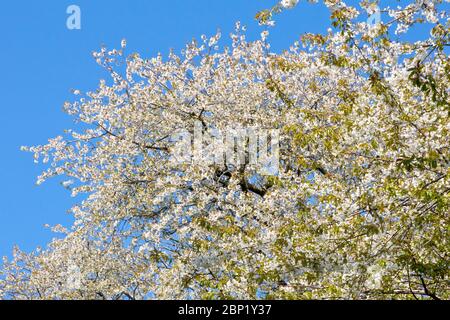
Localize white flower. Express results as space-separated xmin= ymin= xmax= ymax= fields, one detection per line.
xmin=261 ymin=30 xmax=269 ymax=41
xmin=280 ymin=0 xmax=299 ymax=9
xmin=62 ymin=180 xmax=74 ymax=188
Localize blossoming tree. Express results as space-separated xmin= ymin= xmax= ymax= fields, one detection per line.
xmin=1 ymin=0 xmax=449 ymax=300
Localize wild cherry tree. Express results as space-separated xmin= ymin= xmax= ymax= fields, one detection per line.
xmin=1 ymin=0 xmax=449 ymax=300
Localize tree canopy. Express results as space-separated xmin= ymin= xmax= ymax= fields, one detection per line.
xmin=1 ymin=0 xmax=449 ymax=300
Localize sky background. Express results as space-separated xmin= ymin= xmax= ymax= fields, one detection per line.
xmin=0 ymin=1 xmax=445 ymax=259
xmin=0 ymin=0 xmax=333 ymax=258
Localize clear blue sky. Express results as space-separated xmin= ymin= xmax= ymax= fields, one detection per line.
xmin=0 ymin=1 xmax=442 ymax=258
xmin=0 ymin=1 xmax=332 ymax=258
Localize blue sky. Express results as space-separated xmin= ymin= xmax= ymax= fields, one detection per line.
xmin=0 ymin=1 xmax=332 ymax=258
